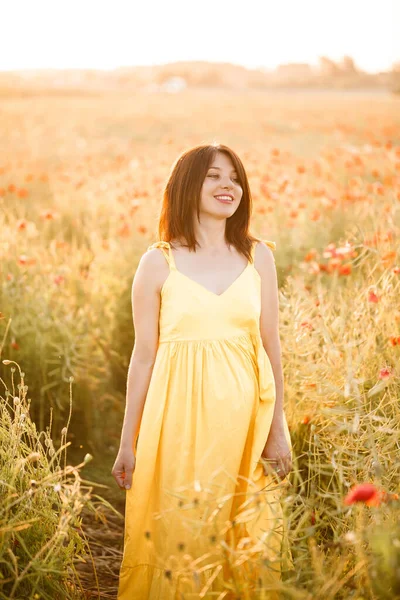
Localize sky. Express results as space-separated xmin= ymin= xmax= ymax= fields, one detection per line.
xmin=0 ymin=0 xmax=399 ymax=73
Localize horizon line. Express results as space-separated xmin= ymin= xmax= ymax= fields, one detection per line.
xmin=0 ymin=57 xmax=397 ymax=76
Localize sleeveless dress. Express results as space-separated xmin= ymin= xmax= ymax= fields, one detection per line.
xmin=117 ymin=239 xmax=293 ymax=600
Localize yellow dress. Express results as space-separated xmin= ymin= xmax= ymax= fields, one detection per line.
xmin=117 ymin=239 xmax=293 ymax=600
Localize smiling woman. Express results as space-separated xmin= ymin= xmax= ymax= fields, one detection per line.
xmin=155 ymin=144 xmax=255 ymax=260
xmin=113 ymin=143 xmax=292 ymax=598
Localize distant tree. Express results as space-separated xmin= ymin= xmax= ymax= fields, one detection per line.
xmin=391 ymin=61 xmax=400 ymax=93
xmin=318 ymin=56 xmax=342 ymax=76
xmin=341 ymin=55 xmax=358 ymax=74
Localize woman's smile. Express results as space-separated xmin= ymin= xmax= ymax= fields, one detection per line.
xmin=215 ymin=194 xmax=234 ymax=204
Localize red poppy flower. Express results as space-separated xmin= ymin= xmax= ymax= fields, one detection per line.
xmin=379 ymin=367 xmax=391 ymax=379
xmin=368 ymin=290 xmax=379 ymax=303
xmin=344 ymin=483 xmax=381 ymax=506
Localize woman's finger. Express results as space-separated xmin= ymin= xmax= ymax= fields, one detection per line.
xmin=112 ymin=468 xmax=126 ymax=490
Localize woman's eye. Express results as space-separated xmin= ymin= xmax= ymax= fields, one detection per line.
xmin=208 ymin=174 xmax=239 ymax=182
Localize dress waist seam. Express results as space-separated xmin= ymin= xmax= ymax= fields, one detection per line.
xmin=158 ymin=332 xmax=256 ymax=344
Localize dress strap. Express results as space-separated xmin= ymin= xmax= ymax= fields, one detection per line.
xmin=147 ymin=240 xmax=176 ymax=270
xmin=251 ymin=239 xmax=276 ymax=262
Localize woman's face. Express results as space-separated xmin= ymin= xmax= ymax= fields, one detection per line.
xmin=199 ymin=152 xmax=243 ymax=220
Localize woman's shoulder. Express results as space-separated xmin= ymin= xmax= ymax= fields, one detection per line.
xmin=147 ymin=238 xmax=183 ymax=251
xmin=252 ymin=240 xmax=276 ymax=273
xmin=132 ymin=246 xmax=169 ymax=296
xmin=254 ymin=238 xmax=276 ymax=251
xmin=143 ymin=245 xmax=169 ymax=267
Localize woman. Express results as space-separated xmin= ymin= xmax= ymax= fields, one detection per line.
xmin=112 ymin=143 xmax=293 ymax=599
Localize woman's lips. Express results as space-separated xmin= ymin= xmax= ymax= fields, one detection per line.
xmin=215 ymin=195 xmax=233 ymax=203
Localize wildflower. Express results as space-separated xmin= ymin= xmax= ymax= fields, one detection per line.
xmin=344 ymin=531 xmax=357 ymax=543
xmin=117 ymin=223 xmax=131 ymax=237
xmin=16 ymin=219 xmax=28 ymax=231
xmin=368 ymin=290 xmax=379 ymax=303
xmin=344 ymin=483 xmax=381 ymax=506
xmin=379 ymin=367 xmax=391 ymax=380
xmin=40 ymin=209 xmax=56 ymax=220
xmin=304 ymin=250 xmax=317 ymax=262
xmin=18 ymin=255 xmax=36 ymax=266
xmin=339 ymin=263 xmax=352 ymax=276
xmin=53 ymin=483 xmax=62 ymax=492
xmin=382 ymin=251 xmax=397 ymax=268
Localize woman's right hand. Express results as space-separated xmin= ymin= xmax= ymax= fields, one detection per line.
xmin=111 ymin=447 xmax=136 ymax=490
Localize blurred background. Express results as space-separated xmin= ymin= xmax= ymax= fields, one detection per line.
xmin=1 ymin=1 xmax=400 ymax=597
xmin=0 ymin=0 xmax=399 ymax=92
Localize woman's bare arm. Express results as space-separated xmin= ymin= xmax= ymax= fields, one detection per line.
xmin=118 ymin=248 xmax=167 ymax=451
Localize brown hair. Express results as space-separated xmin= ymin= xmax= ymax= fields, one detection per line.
xmin=155 ymin=143 xmax=261 ymax=263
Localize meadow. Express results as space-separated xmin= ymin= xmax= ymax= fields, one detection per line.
xmin=1 ymin=88 xmax=400 ymax=599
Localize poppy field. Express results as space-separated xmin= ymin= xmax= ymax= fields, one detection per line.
xmin=1 ymin=88 xmax=400 ymax=598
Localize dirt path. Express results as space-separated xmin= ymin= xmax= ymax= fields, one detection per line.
xmin=74 ymin=503 xmax=124 ymax=599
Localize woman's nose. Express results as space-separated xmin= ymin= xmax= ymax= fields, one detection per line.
xmin=221 ymin=178 xmax=233 ymax=188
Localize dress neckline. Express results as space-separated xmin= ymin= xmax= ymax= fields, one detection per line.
xmin=149 ymin=240 xmax=265 ymax=300
xmin=173 ymin=261 xmax=253 ymax=299
xmin=170 ymin=242 xmax=254 ymax=298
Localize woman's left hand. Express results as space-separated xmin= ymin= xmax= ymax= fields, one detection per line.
xmin=260 ymin=424 xmax=292 ymax=480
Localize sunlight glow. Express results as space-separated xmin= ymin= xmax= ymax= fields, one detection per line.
xmin=0 ymin=0 xmax=398 ymax=73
